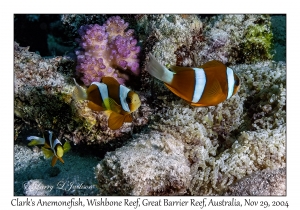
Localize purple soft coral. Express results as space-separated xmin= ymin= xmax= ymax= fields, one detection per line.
xmin=75 ymin=16 xmax=140 ymax=86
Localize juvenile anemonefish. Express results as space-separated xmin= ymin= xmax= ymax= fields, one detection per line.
xmin=27 ymin=130 xmax=71 ymax=167
xmin=73 ymin=77 xmax=141 ymax=130
xmin=146 ymin=54 xmax=240 ymax=106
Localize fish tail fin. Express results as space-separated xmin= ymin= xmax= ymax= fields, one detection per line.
xmin=27 ymin=136 xmax=45 ymax=146
xmin=146 ymin=53 xmax=174 ymax=84
xmin=72 ymin=78 xmax=87 ymax=101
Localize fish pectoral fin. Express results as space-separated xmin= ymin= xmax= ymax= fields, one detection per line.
xmin=108 ymin=112 xmax=127 ymax=130
xmin=51 ymin=156 xmax=58 ymax=167
xmin=124 ymin=114 xmax=133 ymax=122
xmin=102 ymin=77 xmax=120 ymax=86
xmin=88 ymin=101 xmax=105 ymax=111
xmin=63 ymin=141 xmax=71 ymax=153
xmin=106 ymin=97 xmax=122 ymax=113
xmin=41 ymin=147 xmax=53 ymax=159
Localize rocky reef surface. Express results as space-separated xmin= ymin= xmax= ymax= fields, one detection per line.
xmin=14 ymin=14 xmax=286 ymax=196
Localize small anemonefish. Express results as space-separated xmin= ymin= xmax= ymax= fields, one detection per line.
xmin=146 ymin=54 xmax=240 ymax=106
xmin=27 ymin=130 xmax=71 ymax=167
xmin=73 ymin=77 xmax=141 ymax=130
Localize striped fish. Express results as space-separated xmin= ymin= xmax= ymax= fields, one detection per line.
xmin=73 ymin=77 xmax=141 ymax=130
xmin=27 ymin=130 xmax=71 ymax=167
xmin=146 ymin=54 xmax=240 ymax=106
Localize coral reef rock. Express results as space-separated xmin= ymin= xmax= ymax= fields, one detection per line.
xmin=223 ymin=167 xmax=286 ymax=196
xmin=95 ymin=60 xmax=286 ymax=195
xmin=95 ymin=131 xmax=190 ymax=195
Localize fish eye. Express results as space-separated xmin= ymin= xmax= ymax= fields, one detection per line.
xmin=126 ymin=97 xmax=131 ymax=104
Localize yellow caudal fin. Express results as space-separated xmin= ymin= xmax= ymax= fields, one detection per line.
xmin=51 ymin=156 xmax=58 ymax=167
xmin=41 ymin=147 xmax=54 ymax=159
xmin=72 ymin=78 xmax=87 ymax=101
xmin=27 ymin=136 xmax=45 ymax=146
xmin=107 ymin=112 xmax=127 ymax=130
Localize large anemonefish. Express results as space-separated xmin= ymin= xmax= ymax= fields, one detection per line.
xmin=27 ymin=130 xmax=71 ymax=167
xmin=146 ymin=54 xmax=240 ymax=106
xmin=73 ymin=77 xmax=141 ymax=130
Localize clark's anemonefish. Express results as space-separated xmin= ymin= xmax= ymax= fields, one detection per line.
xmin=73 ymin=77 xmax=141 ymax=130
xmin=27 ymin=130 xmax=71 ymax=167
xmin=146 ymin=54 xmax=240 ymax=106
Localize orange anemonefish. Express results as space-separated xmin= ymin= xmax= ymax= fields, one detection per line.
xmin=73 ymin=77 xmax=141 ymax=130
xmin=146 ymin=54 xmax=240 ymax=106
xmin=27 ymin=130 xmax=71 ymax=167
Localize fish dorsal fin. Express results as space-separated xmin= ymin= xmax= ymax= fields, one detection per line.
xmin=107 ymin=112 xmax=126 ymax=130
xmin=169 ymin=65 xmax=191 ymax=73
xmin=88 ymin=101 xmax=105 ymax=111
xmin=200 ymin=60 xmax=225 ymax=70
xmin=102 ymin=76 xmax=120 ymax=86
xmin=124 ymin=114 xmax=133 ymax=122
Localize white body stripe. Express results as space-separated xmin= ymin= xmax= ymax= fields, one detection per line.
xmin=119 ymin=85 xmax=131 ymax=112
xmin=48 ymin=131 xmax=53 ymax=148
xmin=226 ymin=67 xmax=234 ymax=99
xmin=192 ymin=68 xmax=206 ymax=103
xmin=91 ymin=82 xmax=110 ymax=110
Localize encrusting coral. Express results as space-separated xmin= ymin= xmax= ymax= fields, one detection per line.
xmin=95 ymin=131 xmax=190 ymax=195
xmin=14 ymin=14 xmax=285 ymax=196
xmin=75 ymin=16 xmax=140 ymax=86
xmin=95 ymin=60 xmax=286 ymax=195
